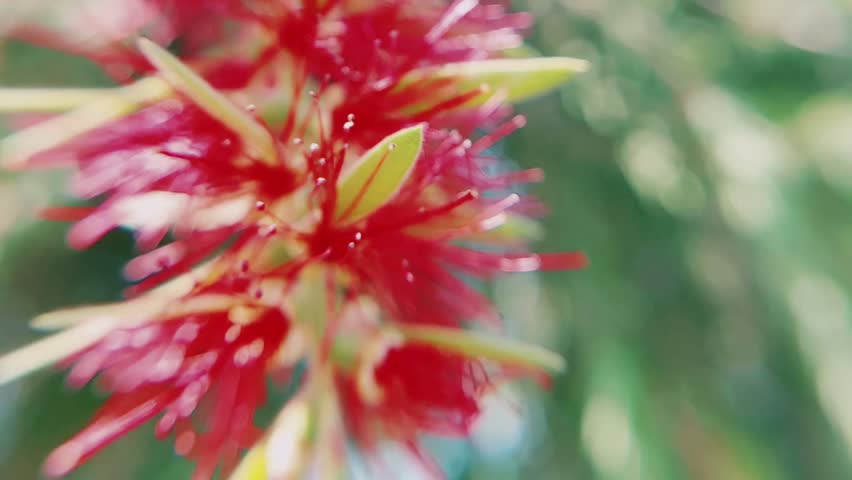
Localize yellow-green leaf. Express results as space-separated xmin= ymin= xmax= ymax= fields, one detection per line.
xmin=334 ymin=123 xmax=424 ymax=224
xmin=464 ymin=213 xmax=544 ymax=243
xmin=502 ymin=44 xmax=544 ymax=59
xmin=229 ymin=397 xmax=313 ymax=480
xmin=228 ymin=443 xmax=267 ymax=480
xmin=137 ymin=38 xmax=277 ymax=166
xmin=401 ymin=57 xmax=589 ymax=107
xmin=0 ymin=317 xmax=118 ymax=385
xmin=1 ymin=77 xmax=171 ymax=169
xmin=0 ymin=88 xmax=130 ymax=113
xmin=398 ymin=324 xmax=566 ymax=374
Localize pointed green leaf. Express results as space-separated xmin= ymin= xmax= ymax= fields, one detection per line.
xmin=401 ymin=57 xmax=589 ymax=108
xmin=334 ymin=123 xmax=424 ymax=224
xmin=31 ymin=267 xmax=204 ymax=330
xmin=137 ymin=38 xmax=278 ymax=166
xmin=228 ymin=442 xmax=267 ymax=480
xmin=0 ymin=88 xmax=128 ymax=113
xmin=0 ymin=317 xmax=118 ymax=385
xmin=502 ymin=44 xmax=544 ymax=59
xmin=1 ymin=77 xmax=171 ymax=169
xmin=398 ymin=324 xmax=566 ymax=373
xmin=464 ymin=213 xmax=544 ymax=243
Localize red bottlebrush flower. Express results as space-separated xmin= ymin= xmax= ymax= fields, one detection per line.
xmin=0 ymin=3 xmax=590 ymax=479
xmin=364 ymin=344 xmax=486 ymax=438
xmin=275 ymin=0 xmax=531 ymax=85
xmin=300 ymin=117 xmax=586 ymax=329
xmin=8 ymin=39 xmax=584 ymax=303
xmin=337 ymin=342 xmax=490 ymax=477
xmin=265 ymin=0 xmax=534 ymax=144
xmin=7 ymin=0 xmax=251 ymax=81
xmin=30 ymin=100 xmax=296 ymax=252
xmin=44 ymin=299 xmax=290 ymax=479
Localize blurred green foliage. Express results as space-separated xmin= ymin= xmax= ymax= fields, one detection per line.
xmin=4 ymin=1 xmax=852 ymax=479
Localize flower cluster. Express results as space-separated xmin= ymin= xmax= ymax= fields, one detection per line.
xmin=0 ymin=1 xmax=587 ymax=478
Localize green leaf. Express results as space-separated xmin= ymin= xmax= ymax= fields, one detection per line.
xmin=502 ymin=44 xmax=544 ymax=59
xmin=400 ymin=57 xmax=589 ymax=107
xmin=464 ymin=213 xmax=544 ymax=243
xmin=137 ymin=38 xmax=278 ymax=166
xmin=334 ymin=123 xmax=424 ymax=224
xmin=227 ymin=442 xmax=267 ymax=480
xmin=398 ymin=324 xmax=566 ymax=373
xmin=0 ymin=87 xmax=128 ymax=113
xmin=0 ymin=318 xmax=117 ymax=385
xmin=0 ymin=77 xmax=171 ymax=169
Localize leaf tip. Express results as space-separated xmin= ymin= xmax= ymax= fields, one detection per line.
xmin=135 ymin=36 xmax=160 ymax=58
xmin=334 ymin=122 xmax=426 ymax=224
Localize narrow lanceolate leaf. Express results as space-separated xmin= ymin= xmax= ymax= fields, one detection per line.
xmin=137 ymin=38 xmax=278 ymax=166
xmin=0 ymin=317 xmax=117 ymax=385
xmin=229 ymin=397 xmax=313 ymax=480
xmin=334 ymin=123 xmax=424 ymax=224
xmin=31 ymin=294 xmax=235 ymax=333
xmin=228 ymin=442 xmax=267 ymax=480
xmin=0 ymin=77 xmax=171 ymax=169
xmin=465 ymin=213 xmax=544 ymax=243
xmin=31 ymin=265 xmax=222 ymax=331
xmin=0 ymin=88 xmax=127 ymax=113
xmin=398 ymin=324 xmax=566 ymax=373
xmin=402 ymin=57 xmax=589 ymax=106
xmin=266 ymin=398 xmax=312 ymax=479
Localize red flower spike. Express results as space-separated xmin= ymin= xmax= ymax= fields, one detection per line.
xmin=0 ymin=1 xmax=589 ymax=478
xmin=45 ymin=301 xmax=289 ymax=479
xmin=7 ymin=0 xmax=253 ymax=82
xmin=337 ymin=342 xmax=496 ymax=478
xmin=6 ymin=112 xmax=582 ymax=475
xmin=365 ymin=344 xmax=487 ymax=436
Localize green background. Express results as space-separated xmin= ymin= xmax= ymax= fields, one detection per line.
xmin=4 ymin=0 xmax=852 ymax=478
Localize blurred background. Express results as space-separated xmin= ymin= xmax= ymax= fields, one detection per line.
xmin=3 ymin=0 xmax=852 ymax=478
